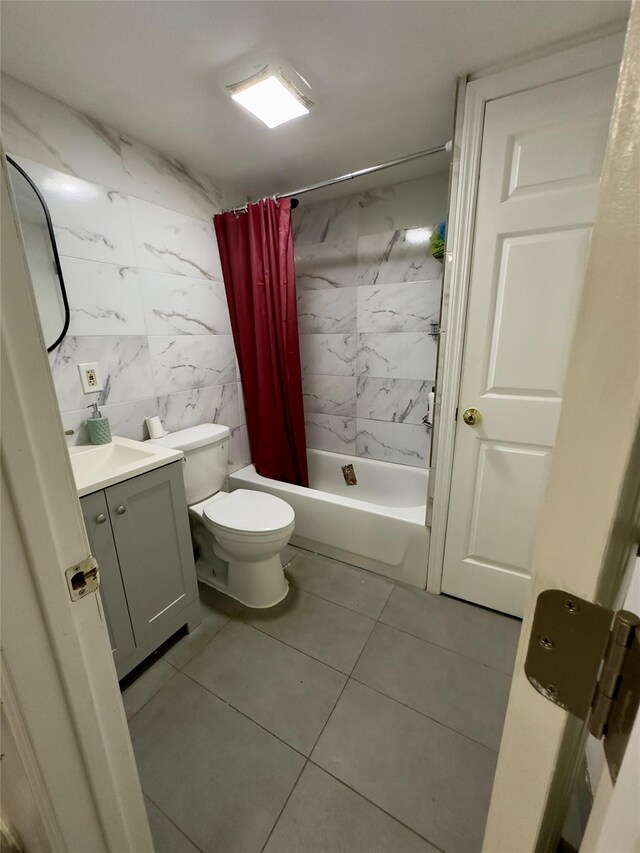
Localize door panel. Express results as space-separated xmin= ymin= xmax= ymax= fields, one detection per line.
xmin=442 ymin=65 xmax=618 ymax=616
xmin=468 ymin=442 xmax=552 ymax=572
xmin=107 ymin=462 xmax=197 ymax=645
xmin=80 ymin=490 xmax=136 ymax=665
xmin=487 ymin=230 xmax=591 ymax=397
xmin=506 ymin=117 xmax=610 ymax=201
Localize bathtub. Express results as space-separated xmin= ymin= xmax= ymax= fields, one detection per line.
xmin=229 ymin=449 xmax=430 ymax=588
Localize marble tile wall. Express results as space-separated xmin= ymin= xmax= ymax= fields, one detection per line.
xmin=2 ymin=74 xmax=251 ymax=473
xmin=293 ymin=175 xmax=448 ymax=468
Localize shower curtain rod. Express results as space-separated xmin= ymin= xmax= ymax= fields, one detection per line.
xmin=225 ymin=140 xmax=452 ymax=213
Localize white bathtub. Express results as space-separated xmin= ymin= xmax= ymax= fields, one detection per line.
xmin=229 ymin=449 xmax=430 ymax=588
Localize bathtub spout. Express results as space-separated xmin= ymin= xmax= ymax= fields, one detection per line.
xmin=342 ymin=464 xmax=357 ymax=486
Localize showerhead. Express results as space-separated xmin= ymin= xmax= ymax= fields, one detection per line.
xmin=290 ymin=197 xmax=300 ymax=209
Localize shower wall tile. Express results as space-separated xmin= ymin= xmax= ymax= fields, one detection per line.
xmin=305 ymin=413 xmax=356 ymax=454
xmin=299 ymin=334 xmax=356 ymax=376
xmin=238 ymin=383 xmax=246 ymax=425
xmin=62 ymin=384 xmax=242 ymax=447
xmin=357 ymin=333 xmax=436 ymax=380
xmin=4 ymin=79 xmax=245 ymax=461
xmin=294 ymin=243 xmax=357 ymax=290
xmin=358 ymin=172 xmax=451 ymax=234
xmin=59 ymin=408 xmax=95 ymax=446
xmin=356 ymin=419 xmax=430 ymax=468
xmin=357 ymin=280 xmax=441 ymax=333
xmin=297 ymin=288 xmax=357 ymax=334
xmin=293 ymin=195 xmax=360 ymax=250
xmin=61 ymin=397 xmax=160 ymax=445
xmin=100 ymin=398 xmax=161 ymax=441
xmin=356 ymin=377 xmax=431 ymax=425
xmin=149 ymin=335 xmax=237 ymax=396
xmin=156 ymin=383 xmax=240 ymax=433
xmin=357 ymin=229 xmax=442 ymax=287
xmin=119 ymin=134 xmax=224 ymax=221
xmin=293 ymin=175 xmax=447 ymax=467
xmin=63 ymin=258 xmax=146 ymax=336
xmin=13 ymin=157 xmax=136 ymax=266
xmin=228 ymin=427 xmax=243 ymax=474
xmin=303 ymin=375 xmax=357 ymax=417
xmin=228 ymin=425 xmax=252 ymax=473
xmin=241 ymin=426 xmax=251 ymax=465
xmin=129 ymin=197 xmax=222 ymax=280
xmin=49 ymin=335 xmax=154 ymax=411
xmin=140 ymin=271 xmax=231 ymax=335
xmin=1 ymin=74 xmax=226 ymax=218
xmin=1 ymin=74 xmax=127 ymax=190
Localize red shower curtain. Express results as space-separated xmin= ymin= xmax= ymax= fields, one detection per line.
xmin=213 ymin=199 xmax=309 ymax=487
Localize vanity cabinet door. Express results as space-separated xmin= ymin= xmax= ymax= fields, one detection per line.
xmin=106 ymin=462 xmax=198 ymax=651
xmin=80 ymin=491 xmax=136 ymax=665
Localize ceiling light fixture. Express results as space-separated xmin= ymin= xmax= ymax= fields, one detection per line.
xmin=224 ymin=59 xmax=315 ymax=129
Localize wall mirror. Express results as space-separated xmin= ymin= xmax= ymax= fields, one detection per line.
xmin=7 ymin=156 xmax=70 ymax=352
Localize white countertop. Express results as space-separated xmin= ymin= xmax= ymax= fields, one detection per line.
xmin=69 ymin=436 xmax=183 ymax=497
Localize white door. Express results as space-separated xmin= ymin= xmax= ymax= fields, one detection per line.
xmin=441 ymin=64 xmax=619 ymax=617
xmin=484 ymin=8 xmax=639 ymax=848
xmin=1 ymin=153 xmax=152 ymax=850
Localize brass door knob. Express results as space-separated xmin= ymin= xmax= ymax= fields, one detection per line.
xmin=463 ymin=407 xmax=481 ymax=426
xmin=96 ymin=513 xmax=106 ymax=524
xmin=116 ymin=505 xmax=127 ymax=515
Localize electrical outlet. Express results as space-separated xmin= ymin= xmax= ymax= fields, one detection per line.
xmin=78 ymin=363 xmax=103 ymax=394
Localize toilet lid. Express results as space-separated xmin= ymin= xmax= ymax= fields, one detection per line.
xmin=203 ymin=489 xmax=294 ymax=533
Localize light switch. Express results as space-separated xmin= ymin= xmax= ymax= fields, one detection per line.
xmin=78 ymin=362 xmax=103 ymax=394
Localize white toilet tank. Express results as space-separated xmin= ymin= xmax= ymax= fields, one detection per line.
xmin=150 ymin=423 xmax=230 ymax=504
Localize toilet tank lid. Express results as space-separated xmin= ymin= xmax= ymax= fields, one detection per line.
xmin=150 ymin=423 xmax=230 ymax=451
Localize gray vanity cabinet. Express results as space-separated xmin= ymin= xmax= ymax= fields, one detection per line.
xmin=81 ymin=490 xmax=136 ymax=667
xmin=81 ymin=461 xmax=200 ymax=679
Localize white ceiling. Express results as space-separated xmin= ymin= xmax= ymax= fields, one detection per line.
xmin=0 ymin=1 xmax=630 ymax=200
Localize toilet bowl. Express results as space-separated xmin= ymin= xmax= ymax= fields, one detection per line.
xmin=149 ymin=424 xmax=294 ymax=608
xmin=190 ymin=490 xmax=294 ymax=608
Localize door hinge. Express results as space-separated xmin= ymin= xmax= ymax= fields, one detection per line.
xmin=525 ymin=589 xmax=640 ymax=782
xmin=65 ymin=556 xmax=100 ymax=602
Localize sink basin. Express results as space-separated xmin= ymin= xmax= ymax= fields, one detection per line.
xmin=69 ymin=436 xmax=183 ymax=496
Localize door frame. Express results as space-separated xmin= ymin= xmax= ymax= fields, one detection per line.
xmin=581 ymin=559 xmax=640 ymax=851
xmin=427 ymin=31 xmax=626 ymax=595
xmin=0 ymin=151 xmax=152 ymax=850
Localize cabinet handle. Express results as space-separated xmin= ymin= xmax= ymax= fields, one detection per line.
xmin=96 ymin=513 xmax=107 ymax=524
xmin=116 ymin=505 xmax=127 ymax=515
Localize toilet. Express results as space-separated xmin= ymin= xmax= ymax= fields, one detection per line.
xmin=151 ymin=424 xmax=294 ymax=608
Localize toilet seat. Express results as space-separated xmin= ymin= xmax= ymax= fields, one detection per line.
xmin=203 ymin=489 xmax=294 ymax=535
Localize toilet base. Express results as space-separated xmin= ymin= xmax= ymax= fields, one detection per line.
xmin=195 ymin=553 xmax=290 ymax=609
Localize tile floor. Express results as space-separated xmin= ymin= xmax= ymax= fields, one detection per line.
xmin=122 ymin=546 xmax=522 ymax=853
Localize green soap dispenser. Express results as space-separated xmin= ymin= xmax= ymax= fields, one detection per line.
xmin=86 ymin=401 xmax=112 ymax=445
